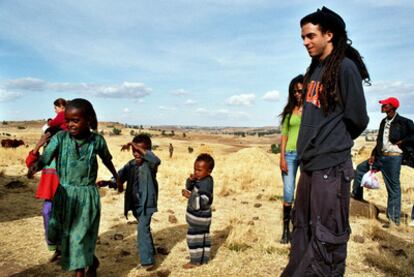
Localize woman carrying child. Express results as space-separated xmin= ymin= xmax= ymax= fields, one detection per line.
xmin=279 ymin=74 xmax=304 ymax=244
xmin=46 ymin=98 xmax=67 ymax=130
xmin=28 ymin=98 xmax=121 ymax=277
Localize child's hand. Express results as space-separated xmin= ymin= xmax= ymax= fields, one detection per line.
xmin=96 ymin=180 xmax=117 ymax=189
xmin=116 ymin=176 xmax=123 ymax=193
xmin=188 ymin=174 xmax=196 ymax=181
xmin=120 ymin=142 xmax=132 ymax=152
xmin=27 ymin=167 xmax=36 ymax=179
xmin=27 ymin=162 xmax=42 ymax=179
xmin=182 ymin=188 xmax=191 ymax=198
xmin=280 ymin=157 xmax=288 ymax=174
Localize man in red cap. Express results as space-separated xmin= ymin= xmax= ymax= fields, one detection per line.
xmin=352 ymin=96 xmax=414 ymax=227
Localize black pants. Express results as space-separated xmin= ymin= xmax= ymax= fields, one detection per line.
xmin=281 ymin=158 xmax=354 ymax=277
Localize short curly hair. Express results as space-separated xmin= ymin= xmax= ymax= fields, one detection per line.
xmin=195 ymin=153 xmax=215 ymax=171
xmin=133 ymin=134 xmax=152 ymax=149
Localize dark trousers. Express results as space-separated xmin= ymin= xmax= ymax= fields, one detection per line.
xmin=352 ymin=155 xmax=402 ymax=224
xmin=133 ymin=211 xmax=155 ymax=265
xmin=281 ymin=158 xmax=354 ymax=277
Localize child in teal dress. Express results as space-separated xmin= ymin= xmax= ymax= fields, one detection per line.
xmin=28 ymin=98 xmax=121 ymax=277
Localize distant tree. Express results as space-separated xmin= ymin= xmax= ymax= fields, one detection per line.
xmin=171 ymin=130 xmax=175 ymax=136
xmin=139 ymin=132 xmax=152 ymax=138
xmin=161 ymin=130 xmax=166 ymax=136
xmin=112 ymin=127 xmax=122 ymax=136
xmin=2 ymin=121 xmax=8 ymax=125
xmin=183 ymin=132 xmax=186 ymax=138
xmin=130 ymin=130 xmax=135 ymax=136
xmin=270 ymin=144 xmax=281 ymax=154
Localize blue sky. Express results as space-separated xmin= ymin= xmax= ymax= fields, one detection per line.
xmin=1 ymin=0 xmax=413 ymax=128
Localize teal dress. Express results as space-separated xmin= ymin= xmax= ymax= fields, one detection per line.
xmin=39 ymin=131 xmax=112 ymax=271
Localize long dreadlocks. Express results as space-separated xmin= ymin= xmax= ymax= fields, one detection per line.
xmin=301 ymin=7 xmax=370 ymax=115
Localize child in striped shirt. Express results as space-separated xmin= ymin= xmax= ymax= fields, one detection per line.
xmin=182 ymin=153 xmax=214 ymax=269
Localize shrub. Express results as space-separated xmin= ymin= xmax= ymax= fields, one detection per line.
xmin=270 ymin=143 xmax=281 ymax=154
xmin=2 ymin=121 xmax=8 ymax=125
xmin=112 ymin=127 xmax=122 ymax=136
xmin=188 ymin=146 xmax=194 ymax=153
xmin=17 ymin=126 xmax=26 ymax=130
xmin=139 ymin=132 xmax=152 ymax=138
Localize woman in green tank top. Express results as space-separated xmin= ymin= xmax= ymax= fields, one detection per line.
xmin=279 ymin=74 xmax=304 ymax=244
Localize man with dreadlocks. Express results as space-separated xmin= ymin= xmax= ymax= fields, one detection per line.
xmin=281 ymin=7 xmax=370 ymax=276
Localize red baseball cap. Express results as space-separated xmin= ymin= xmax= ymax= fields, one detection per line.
xmin=379 ymin=97 xmax=399 ymax=109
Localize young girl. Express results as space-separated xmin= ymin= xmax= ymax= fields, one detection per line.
xmin=47 ymin=98 xmax=67 ymax=130
xmin=28 ymin=98 xmax=121 ymax=277
xmin=279 ymin=74 xmax=304 ymax=244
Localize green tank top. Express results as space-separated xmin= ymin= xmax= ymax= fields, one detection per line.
xmin=281 ymin=113 xmax=302 ymax=151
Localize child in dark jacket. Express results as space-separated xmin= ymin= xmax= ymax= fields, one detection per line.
xmin=182 ymin=153 xmax=214 ymax=269
xmin=98 ymin=134 xmax=160 ymax=270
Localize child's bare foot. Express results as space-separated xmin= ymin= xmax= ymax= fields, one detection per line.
xmin=86 ymin=256 xmax=100 ymax=277
xmin=48 ymin=250 xmax=61 ymax=263
xmin=138 ymin=264 xmax=156 ymax=271
xmin=182 ymin=262 xmax=200 ymax=269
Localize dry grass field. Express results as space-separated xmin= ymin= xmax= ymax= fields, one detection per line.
xmin=0 ymin=121 xmax=413 ymax=277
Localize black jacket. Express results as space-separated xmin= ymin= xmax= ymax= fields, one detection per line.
xmin=372 ymin=113 xmax=414 ymax=167
xmin=297 ymin=57 xmax=369 ymax=171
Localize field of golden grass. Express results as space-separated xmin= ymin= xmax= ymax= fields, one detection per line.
xmin=0 ymin=122 xmax=413 ymax=276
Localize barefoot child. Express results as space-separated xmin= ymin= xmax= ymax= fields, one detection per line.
xmin=182 ymin=153 xmax=214 ymax=269
xmin=28 ymin=98 xmax=120 ymax=277
xmin=98 ymin=134 xmax=161 ymax=270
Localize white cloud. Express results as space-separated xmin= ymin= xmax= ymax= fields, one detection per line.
xmin=185 ymin=99 xmax=197 ymax=105
xmin=5 ymin=77 xmax=47 ymax=91
xmin=214 ymin=109 xmax=249 ymax=119
xmin=0 ymin=89 xmax=23 ymax=102
xmin=158 ymin=105 xmax=176 ymax=111
xmin=225 ymin=93 xmax=255 ymax=106
xmin=171 ymin=89 xmax=188 ymax=96
xmin=261 ymin=90 xmax=280 ymax=102
xmin=195 ymin=107 xmax=249 ymax=119
xmin=3 ymin=77 xmax=152 ymax=99
xmin=123 ymin=108 xmax=130 ymax=113
xmin=196 ymin=108 xmax=208 ymax=113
